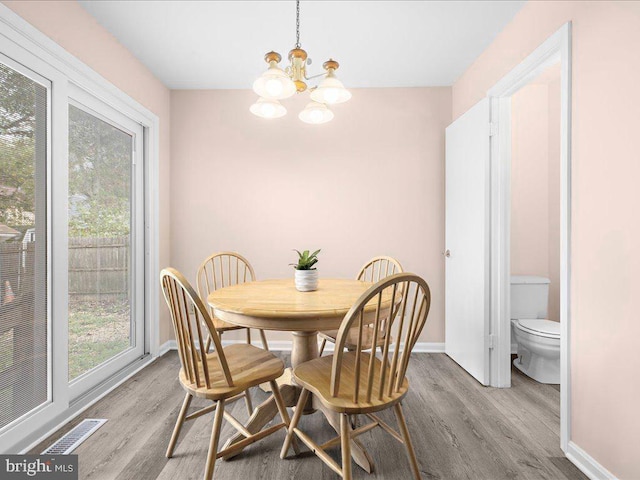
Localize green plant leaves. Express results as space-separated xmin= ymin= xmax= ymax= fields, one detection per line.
xmin=292 ymin=248 xmax=321 ymax=270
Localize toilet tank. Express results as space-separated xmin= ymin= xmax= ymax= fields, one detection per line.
xmin=510 ymin=276 xmax=550 ymax=319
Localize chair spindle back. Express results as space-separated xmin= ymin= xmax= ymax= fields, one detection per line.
xmin=197 ymin=252 xmax=256 ymax=318
xmin=356 ymin=256 xmax=403 ymax=283
xmin=331 ymin=273 xmax=431 ymax=404
xmin=357 ymin=256 xmax=404 ymax=333
xmin=161 ymin=268 xmax=233 ymax=389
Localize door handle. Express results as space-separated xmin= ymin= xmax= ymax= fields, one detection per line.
xmin=444 ymin=250 xmax=451 ymax=258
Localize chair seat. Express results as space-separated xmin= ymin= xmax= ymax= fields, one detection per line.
xmin=211 ymin=316 xmax=244 ymax=332
xmin=180 ymin=344 xmax=284 ymax=400
xmin=318 ymin=326 xmax=392 ymax=350
xmin=293 ymin=352 xmax=408 ymax=414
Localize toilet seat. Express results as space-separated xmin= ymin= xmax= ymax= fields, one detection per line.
xmin=515 ymin=319 xmax=560 ymax=339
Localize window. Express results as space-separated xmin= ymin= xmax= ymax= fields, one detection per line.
xmin=0 ymin=61 xmax=48 ymax=429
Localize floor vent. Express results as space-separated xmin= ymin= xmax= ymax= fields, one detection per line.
xmin=41 ymin=419 xmax=107 ymax=455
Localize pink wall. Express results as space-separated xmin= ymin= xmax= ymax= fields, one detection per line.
xmin=3 ymin=1 xmax=174 ymax=342
xmin=7 ymin=1 xmax=639 ymax=475
xmin=547 ymin=74 xmax=561 ymax=322
xmin=453 ymin=1 xmax=640 ymax=477
xmin=511 ymin=84 xmax=550 ymax=297
xmin=170 ymin=88 xmax=451 ymax=343
xmin=511 ymin=68 xmax=561 ymax=322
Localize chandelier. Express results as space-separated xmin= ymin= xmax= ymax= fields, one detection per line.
xmin=250 ymin=1 xmax=351 ymax=124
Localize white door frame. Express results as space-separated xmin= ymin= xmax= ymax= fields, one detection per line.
xmin=487 ymin=22 xmax=572 ymax=453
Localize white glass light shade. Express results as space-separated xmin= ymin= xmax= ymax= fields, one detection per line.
xmin=310 ymin=73 xmax=352 ymax=105
xmin=250 ymin=97 xmax=287 ymax=119
xmin=253 ymin=65 xmax=296 ymax=100
xmin=298 ymin=101 xmax=334 ymax=124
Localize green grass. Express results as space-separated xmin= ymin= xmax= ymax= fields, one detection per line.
xmin=0 ymin=300 xmax=129 ymax=425
xmin=0 ymin=330 xmax=13 ymax=372
xmin=0 ymin=299 xmax=130 ymax=385
xmin=0 ymin=386 xmax=13 ymax=428
xmin=68 ymin=298 xmax=130 ymax=381
xmin=0 ymin=331 xmax=14 ymax=427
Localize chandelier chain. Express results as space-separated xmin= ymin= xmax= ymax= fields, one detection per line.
xmin=295 ymin=0 xmax=301 ymax=48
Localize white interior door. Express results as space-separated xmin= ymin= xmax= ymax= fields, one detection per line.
xmin=445 ymin=98 xmax=491 ymax=385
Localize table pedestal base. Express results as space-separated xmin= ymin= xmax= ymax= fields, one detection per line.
xmin=222 ymin=332 xmax=373 ymax=473
xmin=291 ymin=331 xmax=318 ymax=365
xmin=221 ymin=383 xmax=297 ymax=461
xmin=221 ymin=383 xmax=373 ymax=473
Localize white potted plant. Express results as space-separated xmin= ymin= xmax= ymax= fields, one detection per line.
xmin=291 ymin=249 xmax=320 ymax=292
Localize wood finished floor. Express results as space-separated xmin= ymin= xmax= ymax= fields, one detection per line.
xmin=32 ymin=352 xmax=586 ymax=480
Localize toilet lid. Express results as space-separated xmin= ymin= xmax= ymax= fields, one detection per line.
xmin=516 ymin=319 xmax=560 ymax=338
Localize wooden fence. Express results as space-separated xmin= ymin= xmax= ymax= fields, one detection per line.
xmin=68 ymin=236 xmax=129 ymax=300
xmin=0 ymin=242 xmax=34 ymax=304
xmin=0 ymin=236 xmax=129 ymax=302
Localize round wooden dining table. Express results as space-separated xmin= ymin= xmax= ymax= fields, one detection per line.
xmin=208 ymin=277 xmax=393 ymax=473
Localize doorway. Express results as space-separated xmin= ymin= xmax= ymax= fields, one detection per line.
xmin=444 ymin=23 xmax=571 ymax=452
xmin=510 ymin=61 xmax=561 ymax=378
xmin=488 ymin=23 xmax=571 ymax=452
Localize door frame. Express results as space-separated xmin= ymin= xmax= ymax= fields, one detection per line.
xmin=487 ymin=22 xmax=572 ymax=453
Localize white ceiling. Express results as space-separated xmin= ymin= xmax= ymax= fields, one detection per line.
xmin=79 ymin=1 xmax=525 ymax=90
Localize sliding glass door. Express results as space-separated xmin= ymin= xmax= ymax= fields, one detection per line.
xmin=0 ymin=58 xmax=49 ymax=431
xmin=0 ymin=14 xmax=156 ymax=452
xmin=67 ymin=89 xmax=145 ymax=398
xmin=0 ymin=62 xmax=145 ymax=411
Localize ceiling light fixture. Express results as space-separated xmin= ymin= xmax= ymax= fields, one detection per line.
xmin=250 ymin=0 xmax=351 ymax=124
xmin=299 ymin=101 xmax=334 ymax=124
xmin=249 ymin=97 xmax=287 ymax=119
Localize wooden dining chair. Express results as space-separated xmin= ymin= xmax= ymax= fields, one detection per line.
xmin=281 ymin=273 xmax=431 ymax=480
xmin=161 ymin=268 xmax=296 ymax=480
xmin=197 ymin=252 xmax=269 ymax=416
xmin=197 ymin=251 xmax=269 ymax=353
xmin=318 ymin=256 xmax=403 ymax=355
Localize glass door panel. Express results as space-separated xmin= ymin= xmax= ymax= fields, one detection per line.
xmin=67 ymin=93 xmax=144 ymax=393
xmin=0 ymin=61 xmax=49 ymax=428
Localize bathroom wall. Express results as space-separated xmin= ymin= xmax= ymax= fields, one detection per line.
xmin=547 ymin=73 xmax=561 ymax=322
xmin=511 ymin=65 xmax=561 ymax=321
xmin=453 ymin=1 xmax=640 ymax=477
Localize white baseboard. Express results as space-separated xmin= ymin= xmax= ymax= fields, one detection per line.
xmin=566 ymin=441 xmax=617 ymax=480
xmin=158 ymin=339 xmax=176 ymax=356
xmin=158 ymin=339 xmax=445 ymax=354
xmin=413 ymin=342 xmax=445 ymax=353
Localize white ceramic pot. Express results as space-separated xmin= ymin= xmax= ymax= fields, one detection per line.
xmin=294 ymin=269 xmax=319 ymax=292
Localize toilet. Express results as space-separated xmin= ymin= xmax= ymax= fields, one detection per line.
xmin=511 ymin=275 xmax=560 ymax=384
